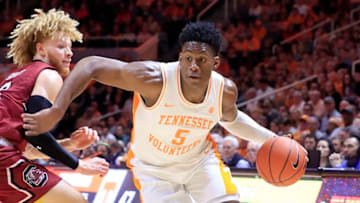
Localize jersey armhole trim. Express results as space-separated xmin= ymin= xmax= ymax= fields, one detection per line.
xmin=218 ymin=77 xmax=224 ymax=120
xmin=139 ymin=63 xmax=167 ymax=111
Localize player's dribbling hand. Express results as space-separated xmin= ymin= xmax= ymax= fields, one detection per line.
xmin=76 ymin=157 xmax=109 ymax=176
xmin=22 ymin=107 xmax=63 ymax=136
xmin=70 ymin=127 xmax=99 ymax=150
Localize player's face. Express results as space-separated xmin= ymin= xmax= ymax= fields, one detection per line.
xmin=39 ymin=33 xmax=73 ymax=76
xmin=179 ymin=41 xmax=219 ymax=85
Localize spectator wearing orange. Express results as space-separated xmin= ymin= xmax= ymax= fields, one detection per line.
xmin=293 ymin=114 xmax=311 ymax=144
xmin=247 ymin=33 xmax=261 ymax=52
xmin=327 ymin=117 xmax=342 ymax=139
xmin=287 ymin=7 xmax=305 ymax=25
xmin=250 ymin=20 xmax=267 ymax=41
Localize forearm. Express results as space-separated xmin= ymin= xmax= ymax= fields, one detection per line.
xmin=53 ymin=57 xmax=99 ymax=117
xmin=219 ymin=110 xmax=277 ymax=144
xmin=53 ymin=56 xmax=128 ymax=117
xmin=23 ymin=138 xmax=75 ymax=160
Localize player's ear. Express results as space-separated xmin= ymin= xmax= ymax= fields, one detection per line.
xmin=179 ymin=52 xmax=183 ymax=61
xmin=213 ymin=56 xmax=220 ymax=70
xmin=35 ymin=42 xmax=45 ymax=57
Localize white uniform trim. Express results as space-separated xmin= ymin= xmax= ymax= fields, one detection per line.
xmin=6 ymin=159 xmax=33 ymax=203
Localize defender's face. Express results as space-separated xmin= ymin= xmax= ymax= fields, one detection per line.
xmin=40 ymin=33 xmax=73 ymax=76
xmin=179 ymin=41 xmax=219 ymax=85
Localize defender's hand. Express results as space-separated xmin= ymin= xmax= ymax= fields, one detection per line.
xmin=70 ymin=127 xmax=99 ymax=150
xmin=76 ymin=157 xmax=109 ymax=176
xmin=22 ymin=107 xmax=62 ymax=135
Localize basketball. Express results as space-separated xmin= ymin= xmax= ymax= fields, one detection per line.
xmin=256 ymin=136 xmax=307 ymax=186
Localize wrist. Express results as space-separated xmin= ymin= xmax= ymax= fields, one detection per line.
xmin=60 ymin=138 xmax=76 ymax=151
xmin=75 ymin=159 xmax=82 ymax=172
xmin=51 ymin=106 xmax=65 ymax=120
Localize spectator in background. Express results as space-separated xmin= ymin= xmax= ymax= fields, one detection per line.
xmin=238 ymin=141 xmax=260 ymax=168
xmin=293 ymin=114 xmax=310 ymax=144
xmin=245 ymin=87 xmax=258 ymax=112
xmin=334 ymin=136 xmax=360 ymax=169
xmin=320 ymin=96 xmax=341 ymax=132
xmin=96 ymin=142 xmax=111 ymax=163
xmin=210 ymin=131 xmax=224 ymax=153
xmin=326 ymin=117 xmax=342 ymax=139
xmin=114 ymin=124 xmax=130 ymax=145
xmin=304 ymin=134 xmax=318 ymax=152
xmin=107 ymin=141 xmax=125 ymax=166
xmin=307 ymin=116 xmax=326 ymax=139
xmin=316 ymin=138 xmax=335 ymax=168
xmin=75 ymin=104 xmax=97 ymax=129
xmin=308 ymin=90 xmax=326 ymax=118
xmin=221 ymin=136 xmax=247 ymax=168
xmin=302 ymin=102 xmax=314 ymax=117
xmin=340 ymin=106 xmax=357 ymax=133
xmin=289 ymin=90 xmax=305 ymax=113
xmin=331 ymin=136 xmax=344 ymax=154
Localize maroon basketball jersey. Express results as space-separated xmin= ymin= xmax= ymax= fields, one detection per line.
xmin=0 ymin=61 xmax=55 ymax=152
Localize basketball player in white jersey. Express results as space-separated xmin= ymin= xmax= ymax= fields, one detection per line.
xmin=23 ymin=22 xmax=278 ymax=203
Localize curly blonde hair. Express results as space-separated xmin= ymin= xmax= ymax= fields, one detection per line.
xmin=7 ymin=9 xmax=82 ymax=67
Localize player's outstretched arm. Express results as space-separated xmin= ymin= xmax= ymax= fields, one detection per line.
xmin=21 ymin=69 xmax=109 ymax=175
xmin=22 ymin=56 xmax=163 ymax=135
xmin=219 ymin=78 xmax=277 ymax=144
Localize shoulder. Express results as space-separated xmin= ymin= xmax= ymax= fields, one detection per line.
xmin=128 ymin=61 xmax=165 ymax=96
xmin=127 ymin=61 xmax=163 ymax=80
xmin=37 ymin=69 xmax=63 ymax=86
xmin=32 ymin=69 xmax=63 ymax=102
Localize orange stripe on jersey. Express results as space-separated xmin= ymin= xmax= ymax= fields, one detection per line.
xmin=176 ymin=64 xmax=213 ymax=106
xmin=128 ymin=93 xmax=140 ymax=165
xmin=206 ymin=134 xmax=237 ymax=195
xmin=219 ymin=160 xmax=237 ymax=195
xmin=218 ymin=78 xmax=224 ymax=120
xmin=126 ymin=149 xmax=144 ymax=202
xmin=133 ymin=93 xmax=140 ymax=116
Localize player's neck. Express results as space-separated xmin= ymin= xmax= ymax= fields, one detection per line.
xmin=33 ymin=55 xmax=49 ymax=65
xmin=180 ymin=80 xmax=208 ymax=103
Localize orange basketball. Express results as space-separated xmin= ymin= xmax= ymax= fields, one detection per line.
xmin=256 ymin=136 xmax=307 ymax=186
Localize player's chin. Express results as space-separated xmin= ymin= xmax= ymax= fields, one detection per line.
xmin=59 ymin=67 xmax=70 ymax=77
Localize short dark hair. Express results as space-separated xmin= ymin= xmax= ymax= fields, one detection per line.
xmin=178 ymin=22 xmax=222 ymax=54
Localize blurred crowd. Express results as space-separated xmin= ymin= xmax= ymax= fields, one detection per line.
xmin=1 ymin=0 xmax=360 ymax=170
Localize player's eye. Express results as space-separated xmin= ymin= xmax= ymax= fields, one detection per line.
xmin=186 ymin=56 xmax=192 ymax=62
xmin=200 ymin=57 xmax=206 ymax=63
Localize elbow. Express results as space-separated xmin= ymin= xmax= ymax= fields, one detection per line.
xmin=76 ymin=56 xmax=102 ymax=77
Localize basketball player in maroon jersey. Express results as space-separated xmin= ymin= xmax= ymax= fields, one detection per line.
xmin=0 ymin=9 xmax=108 ymax=203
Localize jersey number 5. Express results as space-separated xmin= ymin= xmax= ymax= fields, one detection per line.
xmin=171 ymin=129 xmax=189 ymax=146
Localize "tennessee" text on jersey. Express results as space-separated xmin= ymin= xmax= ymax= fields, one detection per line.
xmin=158 ymin=115 xmax=214 ymax=130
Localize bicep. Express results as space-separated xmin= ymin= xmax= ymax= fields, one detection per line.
xmin=221 ymin=78 xmax=238 ymax=122
xmin=92 ymin=58 xmax=163 ymax=98
xmin=31 ymin=69 xmax=63 ymax=104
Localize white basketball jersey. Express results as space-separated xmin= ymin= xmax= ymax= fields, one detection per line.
xmin=129 ymin=61 xmax=225 ymax=177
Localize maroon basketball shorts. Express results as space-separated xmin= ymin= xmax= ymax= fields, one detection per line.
xmin=0 ymin=146 xmax=61 ymax=203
